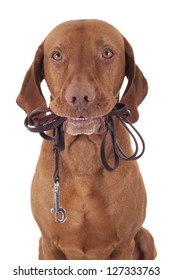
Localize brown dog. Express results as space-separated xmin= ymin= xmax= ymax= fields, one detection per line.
xmin=17 ymin=19 xmax=156 ymax=260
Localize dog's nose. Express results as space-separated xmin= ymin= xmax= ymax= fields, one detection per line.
xmin=65 ymin=85 xmax=96 ymax=111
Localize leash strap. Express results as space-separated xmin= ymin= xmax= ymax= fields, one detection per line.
xmin=24 ymin=103 xmax=145 ymax=223
xmin=101 ymin=103 xmax=145 ymax=171
xmin=25 ymin=106 xmax=67 ymax=223
xmin=50 ymin=126 xmax=67 ymax=223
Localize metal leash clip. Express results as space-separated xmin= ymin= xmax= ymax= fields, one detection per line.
xmin=50 ymin=181 xmax=67 ymax=224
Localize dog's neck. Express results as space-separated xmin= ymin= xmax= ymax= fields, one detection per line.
xmin=59 ymin=122 xmax=131 ymax=177
xmin=61 ymin=133 xmax=104 ymax=176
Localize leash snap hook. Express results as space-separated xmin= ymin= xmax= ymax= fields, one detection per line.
xmin=50 ymin=181 xmax=67 ymax=224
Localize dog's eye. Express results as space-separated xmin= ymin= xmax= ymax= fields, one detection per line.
xmin=102 ymin=49 xmax=114 ymax=59
xmin=52 ymin=51 xmax=63 ymax=61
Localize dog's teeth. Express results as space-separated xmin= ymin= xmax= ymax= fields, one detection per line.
xmin=72 ymin=117 xmax=88 ymax=121
xmin=80 ymin=117 xmax=88 ymax=121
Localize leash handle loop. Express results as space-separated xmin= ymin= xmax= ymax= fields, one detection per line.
xmin=101 ymin=103 xmax=145 ymax=171
xmin=24 ymin=105 xmax=66 ymax=137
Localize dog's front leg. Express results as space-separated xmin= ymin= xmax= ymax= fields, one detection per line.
xmin=39 ymin=236 xmax=66 ymax=260
xmin=133 ymin=227 xmax=157 ymax=260
xmin=110 ymin=240 xmax=135 ymax=260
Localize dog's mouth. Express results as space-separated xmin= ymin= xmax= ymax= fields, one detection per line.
xmin=63 ymin=116 xmax=106 ymax=135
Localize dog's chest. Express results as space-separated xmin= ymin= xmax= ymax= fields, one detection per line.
xmin=53 ymin=176 xmax=126 ymax=259
xmin=35 ymin=135 xmax=145 ymax=259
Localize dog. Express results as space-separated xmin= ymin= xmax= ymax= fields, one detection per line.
xmin=17 ymin=19 xmax=156 ymax=260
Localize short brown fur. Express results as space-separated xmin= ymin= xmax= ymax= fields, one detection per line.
xmin=17 ymin=19 xmax=156 ymax=260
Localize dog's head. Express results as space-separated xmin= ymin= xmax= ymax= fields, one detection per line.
xmin=17 ymin=19 xmax=148 ymax=135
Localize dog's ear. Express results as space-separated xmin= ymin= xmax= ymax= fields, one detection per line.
xmin=121 ymin=37 xmax=148 ymax=123
xmin=16 ymin=43 xmax=46 ymax=114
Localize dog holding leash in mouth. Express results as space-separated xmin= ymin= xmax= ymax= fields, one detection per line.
xmin=17 ymin=19 xmax=156 ymax=260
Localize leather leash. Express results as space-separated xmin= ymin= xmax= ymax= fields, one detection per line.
xmin=101 ymin=103 xmax=145 ymax=171
xmin=25 ymin=106 xmax=67 ymax=223
xmin=24 ymin=103 xmax=145 ymax=223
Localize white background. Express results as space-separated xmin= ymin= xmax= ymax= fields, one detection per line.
xmin=0 ymin=0 xmax=172 ymax=278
